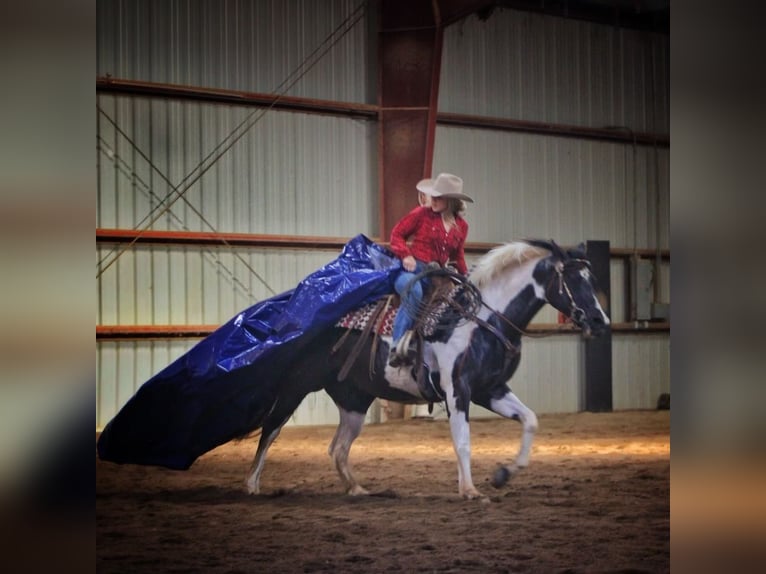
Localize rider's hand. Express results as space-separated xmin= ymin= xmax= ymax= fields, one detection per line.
xmin=402 ymin=255 xmax=417 ymax=272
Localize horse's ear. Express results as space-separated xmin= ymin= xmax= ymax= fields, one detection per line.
xmin=548 ymin=239 xmax=567 ymax=261
xmin=567 ymin=242 xmax=586 ymax=259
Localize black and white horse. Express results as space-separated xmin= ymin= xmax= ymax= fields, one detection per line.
xmin=244 ymin=240 xmax=609 ymax=499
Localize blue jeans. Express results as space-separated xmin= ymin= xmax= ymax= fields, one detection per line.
xmin=392 ymin=260 xmax=430 ymax=345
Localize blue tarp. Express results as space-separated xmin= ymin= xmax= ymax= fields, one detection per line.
xmin=97 ymin=234 xmax=401 ymax=470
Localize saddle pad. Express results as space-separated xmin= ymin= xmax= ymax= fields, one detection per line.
xmin=336 ymin=300 xmax=397 ymax=336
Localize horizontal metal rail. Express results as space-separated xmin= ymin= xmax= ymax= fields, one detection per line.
xmin=96 ymin=228 xmax=669 ymax=259
xmin=97 ymin=77 xmax=668 ymax=146
xmin=96 ymin=322 xmax=669 ymax=340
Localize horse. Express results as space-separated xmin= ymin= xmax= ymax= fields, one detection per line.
xmin=244 ymin=239 xmax=610 ymax=499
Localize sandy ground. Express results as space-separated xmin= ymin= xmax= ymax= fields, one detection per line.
xmin=97 ymin=409 xmax=669 ymax=573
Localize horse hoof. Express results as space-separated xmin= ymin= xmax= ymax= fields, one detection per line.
xmin=347 ymin=485 xmax=369 ymax=496
xmin=244 ymin=478 xmax=258 ymax=494
xmin=491 ymin=465 xmax=512 ymax=488
xmin=461 ymin=488 xmax=484 ymax=500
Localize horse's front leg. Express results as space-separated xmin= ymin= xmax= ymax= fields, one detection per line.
xmin=485 ymin=390 xmax=538 ymax=487
xmin=328 ymin=408 xmax=368 ymax=495
xmin=442 ymin=380 xmax=483 ymax=500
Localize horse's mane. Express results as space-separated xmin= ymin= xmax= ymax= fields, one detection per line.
xmin=469 ymin=241 xmax=550 ymax=288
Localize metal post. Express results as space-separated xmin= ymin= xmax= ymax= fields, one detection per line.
xmin=584 ymin=240 xmax=613 ymax=412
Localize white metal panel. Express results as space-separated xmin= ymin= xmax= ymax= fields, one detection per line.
xmin=440 ymin=8 xmax=669 ymax=133
xmin=612 ymin=334 xmax=670 ymax=410
xmin=432 ymin=125 xmax=669 ymax=251
xmin=97 ymin=94 xmax=378 ymax=237
xmin=98 ymin=245 xmax=341 ymax=326
xmin=609 ymin=259 xmax=627 ymax=323
xmin=97 ymin=0 xmax=373 ymax=103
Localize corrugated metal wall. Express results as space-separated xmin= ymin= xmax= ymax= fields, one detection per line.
xmin=433 ymin=128 xmax=669 ymax=249
xmin=97 ymin=0 xmax=374 ymax=103
xmin=97 ymin=95 xmax=378 ymax=236
xmin=96 ymin=3 xmax=669 ymax=428
xmin=440 ymin=9 xmax=669 ymax=132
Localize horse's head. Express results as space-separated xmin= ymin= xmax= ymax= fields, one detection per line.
xmin=529 ymin=240 xmax=610 ymax=337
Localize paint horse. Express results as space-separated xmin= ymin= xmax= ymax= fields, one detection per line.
xmin=245 ymin=240 xmax=609 ymax=499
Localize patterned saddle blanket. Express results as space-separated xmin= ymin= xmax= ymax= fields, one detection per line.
xmin=335 ymin=269 xmax=478 ymax=339
xmin=335 ymin=286 xmax=470 ymax=339
xmin=336 ymin=299 xmax=398 ymax=336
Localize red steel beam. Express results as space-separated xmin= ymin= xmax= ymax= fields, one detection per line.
xmin=97 ymin=321 xmax=669 ymax=340
xmin=97 ymin=78 xmax=668 ymax=147
xmin=96 ymin=228 xmax=354 ymax=250
xmin=97 ymin=77 xmax=377 ymax=119
xmin=378 ymin=1 xmax=443 ymax=240
xmin=97 ymin=228 xmax=669 ymax=259
xmin=437 ymin=112 xmax=670 ymax=147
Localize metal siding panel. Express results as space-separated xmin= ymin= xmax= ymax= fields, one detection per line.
xmin=658 ymin=260 xmax=670 ymax=304
xmin=290 ymin=392 xmax=340 ymax=427
xmin=612 ymin=334 xmax=670 ymax=410
xmin=609 ymin=259 xmax=627 ymax=323
xmin=97 ymin=0 xmax=373 ymax=103
xmin=116 ymin=342 xmax=136 ymax=410
xmin=99 ymin=244 xmax=344 ymax=327
xmin=97 ymin=247 xmax=118 ymax=324
xmin=433 ymin=126 xmax=668 ymax=251
xmin=97 ymin=342 xmax=118 ymax=425
xmin=439 ymin=9 xmax=668 ymax=134
xmin=498 ymin=338 xmax=583 ymax=414
xmin=98 ymin=94 xmax=378 ymax=239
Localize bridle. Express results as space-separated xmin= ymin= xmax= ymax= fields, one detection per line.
xmin=478 ymin=257 xmax=593 ymax=348
xmin=545 ymin=258 xmax=592 ymax=326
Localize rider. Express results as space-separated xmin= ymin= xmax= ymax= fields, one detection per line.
xmin=388 ymin=173 xmax=474 ymax=367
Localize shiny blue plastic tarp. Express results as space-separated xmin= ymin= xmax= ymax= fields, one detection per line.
xmin=97 ymin=234 xmax=400 ymax=470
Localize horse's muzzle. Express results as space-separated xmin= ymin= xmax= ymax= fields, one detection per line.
xmin=573 ymin=309 xmax=609 ymax=338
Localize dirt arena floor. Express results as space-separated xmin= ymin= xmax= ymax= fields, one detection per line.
xmin=97 ymin=409 xmax=669 ymax=573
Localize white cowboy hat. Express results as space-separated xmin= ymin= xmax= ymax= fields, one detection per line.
xmin=416 ymin=173 xmax=474 ymax=203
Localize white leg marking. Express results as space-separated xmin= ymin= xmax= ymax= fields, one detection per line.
xmin=441 ymin=378 xmax=483 ymax=500
xmin=489 ymin=391 xmax=538 ymax=471
xmin=245 ymin=426 xmax=283 ymax=494
xmin=329 ymin=409 xmax=368 ymax=495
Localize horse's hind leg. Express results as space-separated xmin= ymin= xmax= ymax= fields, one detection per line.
xmin=484 ymin=390 xmax=538 ymax=486
xmin=244 ymin=393 xmax=309 ymax=494
xmin=328 ymin=407 xmax=370 ymax=495
xmin=245 ymin=424 xmax=284 ymax=494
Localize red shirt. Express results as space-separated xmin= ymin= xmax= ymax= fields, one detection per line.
xmin=389 ymin=206 xmax=469 ymax=274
